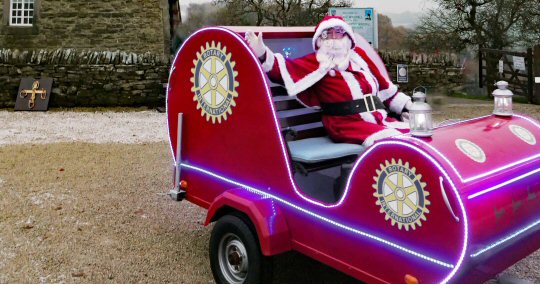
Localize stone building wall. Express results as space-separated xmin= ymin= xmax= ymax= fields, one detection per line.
xmin=0 ymin=0 xmax=169 ymax=56
xmin=0 ymin=48 xmax=168 ymax=108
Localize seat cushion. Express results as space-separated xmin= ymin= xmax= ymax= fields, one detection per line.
xmin=287 ymin=137 xmax=365 ymax=164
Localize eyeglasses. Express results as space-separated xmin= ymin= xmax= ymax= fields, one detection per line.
xmin=320 ymin=27 xmax=346 ymax=39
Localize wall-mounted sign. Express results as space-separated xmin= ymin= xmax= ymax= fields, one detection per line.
xmin=498 ymin=60 xmax=504 ymax=74
xmin=328 ymin=7 xmax=378 ymax=48
xmin=513 ymin=56 xmax=526 ymax=71
xmin=397 ymin=64 xmax=408 ymax=83
xmin=15 ymin=78 xmax=53 ymax=111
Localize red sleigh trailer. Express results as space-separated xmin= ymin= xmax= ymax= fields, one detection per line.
xmin=166 ymin=26 xmax=540 ymax=284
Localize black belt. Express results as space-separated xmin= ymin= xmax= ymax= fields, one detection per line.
xmin=321 ymin=95 xmax=386 ymax=116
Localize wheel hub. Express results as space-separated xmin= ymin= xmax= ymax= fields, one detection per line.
xmin=228 ymin=247 xmax=243 ymax=267
xmin=218 ymin=233 xmax=249 ymax=283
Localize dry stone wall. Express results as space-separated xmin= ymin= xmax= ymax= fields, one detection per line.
xmin=380 ymin=50 xmax=464 ymax=93
xmin=0 ymin=48 xmax=464 ymax=108
xmin=0 ymin=48 xmax=168 ymax=108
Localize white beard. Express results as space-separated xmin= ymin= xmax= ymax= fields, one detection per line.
xmin=316 ymin=36 xmax=352 ymax=71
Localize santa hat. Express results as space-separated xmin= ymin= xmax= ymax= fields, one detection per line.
xmin=312 ymin=15 xmax=356 ymax=50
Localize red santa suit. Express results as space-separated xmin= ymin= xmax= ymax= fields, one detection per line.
xmin=258 ymin=16 xmax=411 ymax=147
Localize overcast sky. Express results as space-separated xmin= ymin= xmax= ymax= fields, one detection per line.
xmin=180 ymin=0 xmax=435 ymax=14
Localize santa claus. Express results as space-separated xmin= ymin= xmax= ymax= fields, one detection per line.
xmin=245 ymin=16 xmax=413 ymax=147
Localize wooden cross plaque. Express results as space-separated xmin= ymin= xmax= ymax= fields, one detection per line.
xmin=15 ymin=77 xmax=53 ymax=111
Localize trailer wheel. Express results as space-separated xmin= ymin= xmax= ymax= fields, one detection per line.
xmin=210 ymin=214 xmax=272 ymax=284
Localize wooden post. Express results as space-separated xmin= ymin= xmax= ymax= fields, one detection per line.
xmin=534 ymin=45 xmax=540 ymax=105
xmin=527 ymin=48 xmax=533 ymax=103
xmin=479 ymin=49 xmax=483 ymax=88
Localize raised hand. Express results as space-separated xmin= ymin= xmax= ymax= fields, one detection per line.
xmin=245 ymin=31 xmax=266 ymax=58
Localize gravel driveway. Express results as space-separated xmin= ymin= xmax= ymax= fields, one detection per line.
xmin=0 ymin=102 xmax=539 ymax=283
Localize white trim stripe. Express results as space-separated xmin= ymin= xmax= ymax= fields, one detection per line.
xmin=359 ymin=111 xmax=377 ymax=124
xmin=471 ymin=218 xmax=540 ymax=257
xmin=350 ymin=52 xmax=370 ymax=71
xmin=341 ymin=71 xmax=363 ymax=100
xmin=274 ymin=53 xmax=328 ymax=96
xmin=378 ymin=84 xmax=398 ymax=102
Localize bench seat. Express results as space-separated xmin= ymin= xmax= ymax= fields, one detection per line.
xmin=287 ymin=137 xmax=365 ymax=164
xmin=272 ymin=86 xmax=364 ymax=174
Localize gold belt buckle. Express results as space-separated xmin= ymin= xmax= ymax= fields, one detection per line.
xmin=363 ymin=94 xmax=377 ymax=113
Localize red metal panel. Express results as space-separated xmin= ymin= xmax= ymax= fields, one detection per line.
xmin=167 ymin=27 xmax=295 ymax=205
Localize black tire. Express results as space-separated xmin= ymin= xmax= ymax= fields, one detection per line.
xmin=209 ymin=213 xmax=273 ymax=284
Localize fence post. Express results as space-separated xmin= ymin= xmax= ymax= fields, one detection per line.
xmin=534 ymin=45 xmax=540 ymax=105
xmin=527 ymin=48 xmax=533 ymax=103
xmin=479 ymin=49 xmax=483 ymax=88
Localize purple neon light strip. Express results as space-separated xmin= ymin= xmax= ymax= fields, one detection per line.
xmin=471 ymin=218 xmax=540 ymax=257
xmin=399 ymin=135 xmax=540 ymax=185
xmin=181 ymin=162 xmax=455 ymax=269
xmin=343 ymin=140 xmax=469 ymax=284
xmin=468 ymin=168 xmax=540 ymax=199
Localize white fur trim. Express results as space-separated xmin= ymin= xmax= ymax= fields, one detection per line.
xmin=341 ymin=71 xmax=363 ymax=100
xmin=359 ymin=109 xmax=387 ymax=125
xmin=359 ymin=70 xmax=378 ymax=95
xmin=261 ymin=47 xmax=275 ymax=72
xmin=274 ymin=53 xmax=328 ymax=96
xmin=359 ymin=111 xmax=377 ymax=124
xmin=362 ymin=128 xmax=402 ymax=147
xmin=349 ymin=52 xmax=380 ymax=96
xmin=388 ymin=92 xmax=412 ymax=114
xmin=382 ymin=119 xmax=410 ymax=129
xmin=350 ymin=52 xmax=370 ymax=71
xmin=312 ymin=18 xmax=357 ymax=50
xmin=378 ymin=84 xmax=398 ymax=102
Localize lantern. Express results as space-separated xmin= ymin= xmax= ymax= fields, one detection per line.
xmin=492 ymin=81 xmax=514 ymax=116
xmin=408 ymin=91 xmax=433 ymax=137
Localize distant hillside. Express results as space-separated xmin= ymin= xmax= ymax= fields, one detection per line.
xmin=385 ymin=11 xmax=421 ymax=28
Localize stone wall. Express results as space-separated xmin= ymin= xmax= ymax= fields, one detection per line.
xmin=380 ymin=51 xmax=464 ymax=93
xmin=0 ymin=48 xmax=464 ymax=108
xmin=0 ymin=49 xmax=168 ymax=108
xmin=0 ymin=0 xmax=169 ymax=56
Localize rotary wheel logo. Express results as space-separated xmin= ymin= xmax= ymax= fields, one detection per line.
xmin=372 ymin=159 xmax=430 ymax=231
xmin=191 ymin=41 xmax=239 ymax=123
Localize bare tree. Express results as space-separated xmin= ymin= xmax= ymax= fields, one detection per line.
xmin=214 ymin=0 xmax=351 ymax=26
xmin=517 ymin=2 xmax=540 ymax=46
xmin=415 ymin=0 xmax=538 ymax=50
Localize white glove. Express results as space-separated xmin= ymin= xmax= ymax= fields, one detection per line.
xmin=245 ymin=31 xmax=267 ymax=58
xmin=401 ymin=112 xmax=410 ymax=121
xmin=404 ymin=100 xmax=413 ymax=112
xmin=401 ymin=100 xmax=413 ymax=121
